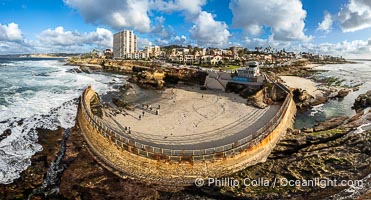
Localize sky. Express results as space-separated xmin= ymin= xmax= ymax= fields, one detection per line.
xmin=0 ymin=0 xmax=370 ymax=59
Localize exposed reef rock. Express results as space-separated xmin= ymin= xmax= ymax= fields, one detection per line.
xmin=292 ymin=88 xmax=315 ymax=111
xmin=0 ymin=128 xmax=65 ymax=199
xmin=129 ymin=70 xmax=165 ymax=89
xmin=0 ymin=129 xmax=12 ymax=142
xmin=246 ymin=83 xmax=286 ymax=109
xmin=112 ymin=97 xmax=134 ymax=110
xmin=90 ymin=93 xmax=103 ymax=118
xmin=59 ymin=125 xmax=161 ymax=200
xmin=226 ymin=82 xmax=261 ymax=98
xmin=336 ymin=88 xmax=351 ymax=99
xmin=196 ymin=113 xmax=371 ymax=199
xmin=246 ymin=89 xmax=268 ymax=109
xmin=313 ymin=116 xmax=349 ymax=132
xmin=1 ymin=98 xmax=370 ymax=200
xmin=353 ymin=90 xmax=371 ymax=111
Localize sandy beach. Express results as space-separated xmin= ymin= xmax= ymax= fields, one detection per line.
xmin=302 ymin=63 xmax=322 ymax=69
xmin=101 ymin=86 xmax=275 ymax=146
xmin=279 ymin=75 xmax=323 ymax=98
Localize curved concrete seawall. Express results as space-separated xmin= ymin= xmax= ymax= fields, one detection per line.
xmin=77 ymin=83 xmax=296 ymax=185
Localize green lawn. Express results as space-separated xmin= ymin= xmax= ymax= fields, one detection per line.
xmin=214 ymin=65 xmax=241 ymax=71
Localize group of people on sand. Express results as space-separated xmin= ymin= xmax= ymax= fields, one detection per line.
xmin=138 ymin=104 xmax=161 ymax=120
xmin=124 ymin=126 xmax=131 ymax=134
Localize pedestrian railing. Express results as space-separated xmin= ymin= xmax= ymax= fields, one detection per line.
xmin=80 ymin=76 xmax=293 ymax=162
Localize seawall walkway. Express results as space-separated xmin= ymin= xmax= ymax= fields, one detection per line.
xmin=77 ymin=80 xmax=296 ymax=185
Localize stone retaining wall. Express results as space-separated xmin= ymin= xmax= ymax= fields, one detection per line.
xmin=77 ymin=82 xmax=296 ymax=185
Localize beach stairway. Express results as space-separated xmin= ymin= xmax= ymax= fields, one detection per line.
xmin=204 ymin=73 xmax=228 ymax=91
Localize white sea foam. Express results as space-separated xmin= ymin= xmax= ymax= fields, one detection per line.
xmin=0 ymin=59 xmax=125 ymax=184
xmin=354 ymin=122 xmax=371 ymax=134
xmin=309 ymin=104 xmax=325 ymax=116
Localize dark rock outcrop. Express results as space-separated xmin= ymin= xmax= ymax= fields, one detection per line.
xmin=90 ymin=93 xmax=103 ymax=118
xmin=246 ymin=83 xmax=286 ymax=109
xmin=129 ymin=71 xmax=165 ymax=90
xmin=292 ymin=88 xmax=315 ymax=111
xmin=336 ymin=88 xmax=350 ymax=99
xmin=353 ymin=90 xmax=371 ymax=111
xmin=246 ymin=89 xmax=267 ymax=109
xmin=0 ymin=128 xmax=64 ymax=199
xmin=198 ymin=117 xmax=371 ymax=200
xmin=59 ymin=128 xmax=161 ymax=200
xmin=0 ymin=129 xmax=12 ymax=142
xmin=314 ymin=116 xmax=349 ymax=132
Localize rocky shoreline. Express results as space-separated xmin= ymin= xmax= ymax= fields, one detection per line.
xmin=1 ymin=101 xmax=369 ymax=200
xmin=268 ymin=63 xmax=359 ymax=113
xmin=1 ymin=60 xmax=370 ymax=199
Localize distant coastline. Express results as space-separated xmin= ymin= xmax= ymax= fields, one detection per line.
xmin=0 ymin=53 xmax=80 ymax=59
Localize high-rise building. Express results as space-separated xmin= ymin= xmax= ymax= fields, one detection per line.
xmin=113 ymin=30 xmax=137 ymax=58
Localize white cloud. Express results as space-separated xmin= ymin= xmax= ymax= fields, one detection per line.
xmin=149 ymin=0 xmax=206 ymax=15
xmin=242 ymin=36 xmax=371 ymax=59
xmin=151 ymin=16 xmax=174 ymax=39
xmin=190 ymin=11 xmax=230 ymax=47
xmin=338 ymin=0 xmax=371 ymax=32
xmin=0 ymin=41 xmax=33 ymax=54
xmin=0 ymin=22 xmax=23 ymax=42
xmin=155 ymin=38 xmax=170 ymax=46
xmin=229 ymin=0 xmax=310 ymax=41
xmin=291 ymin=38 xmax=371 ymax=59
xmin=0 ymin=22 xmax=30 ymax=54
xmin=174 ymin=35 xmax=187 ymax=45
xmin=64 ymin=0 xmax=151 ymax=32
xmin=38 ymin=26 xmax=113 ymax=50
xmin=317 ymin=12 xmax=333 ymax=33
xmin=137 ymin=38 xmax=153 ymax=49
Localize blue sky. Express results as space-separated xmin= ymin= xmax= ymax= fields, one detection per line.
xmin=0 ymin=0 xmax=370 ymax=58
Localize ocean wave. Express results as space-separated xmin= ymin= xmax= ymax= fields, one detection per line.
xmin=354 ymin=122 xmax=371 ymax=134
xmin=0 ymin=98 xmax=78 ymax=184
xmin=0 ymin=59 xmax=126 ymax=184
xmin=309 ymin=104 xmax=325 ymax=116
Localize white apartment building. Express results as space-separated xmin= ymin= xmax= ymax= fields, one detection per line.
xmin=113 ymin=30 xmax=137 ymax=58
xmin=144 ymin=46 xmax=161 ymax=57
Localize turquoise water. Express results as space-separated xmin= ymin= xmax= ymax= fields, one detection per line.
xmin=295 ymin=60 xmax=371 ymax=129
xmin=0 ymin=58 xmax=125 ymax=184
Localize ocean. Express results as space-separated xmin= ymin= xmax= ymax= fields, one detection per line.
xmin=0 ymin=58 xmax=125 ymax=184
xmin=295 ymin=60 xmax=371 ymax=129
xmin=0 ymin=58 xmax=370 ymax=185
